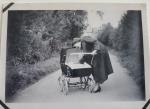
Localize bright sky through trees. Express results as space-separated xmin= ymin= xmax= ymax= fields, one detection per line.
xmin=87 ymin=9 xmax=126 ymax=28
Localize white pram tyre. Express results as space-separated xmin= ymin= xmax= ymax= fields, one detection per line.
xmin=62 ymin=77 xmax=69 ymax=95
xmin=88 ymin=78 xmax=95 ymax=93
xmin=58 ymin=75 xmax=69 ymax=95
xmin=80 ymin=77 xmax=88 ymax=89
xmin=58 ymin=76 xmax=63 ymax=92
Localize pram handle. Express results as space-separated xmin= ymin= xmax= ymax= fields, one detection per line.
xmin=70 ymin=51 xmax=97 ymax=65
xmin=70 ymin=52 xmax=96 ymax=55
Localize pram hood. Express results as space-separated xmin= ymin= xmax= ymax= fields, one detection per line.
xmin=61 ymin=48 xmax=94 ymax=70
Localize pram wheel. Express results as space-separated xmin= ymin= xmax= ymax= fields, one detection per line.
xmin=58 ymin=76 xmax=63 ymax=92
xmin=58 ymin=75 xmax=68 ymax=95
xmin=63 ymin=77 xmax=68 ymax=95
xmin=79 ymin=77 xmax=88 ymax=89
xmin=87 ymin=78 xmax=94 ymax=93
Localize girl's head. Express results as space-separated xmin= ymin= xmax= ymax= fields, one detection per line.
xmin=81 ymin=36 xmax=96 ymax=52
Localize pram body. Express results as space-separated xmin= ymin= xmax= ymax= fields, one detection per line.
xmin=58 ymin=47 xmax=95 ymax=95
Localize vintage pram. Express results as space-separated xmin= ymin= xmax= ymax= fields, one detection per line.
xmin=58 ymin=47 xmax=95 ymax=95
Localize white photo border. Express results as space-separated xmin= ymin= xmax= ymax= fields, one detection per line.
xmin=0 ymin=2 xmax=150 ymax=109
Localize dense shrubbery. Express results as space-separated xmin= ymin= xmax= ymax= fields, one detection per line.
xmin=97 ymin=11 xmax=145 ymax=90
xmin=7 ymin=10 xmax=87 ymax=64
xmin=6 ymin=10 xmax=87 ymax=99
xmin=6 ymin=56 xmax=60 ymax=100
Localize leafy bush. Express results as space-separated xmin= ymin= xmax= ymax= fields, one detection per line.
xmin=97 ymin=11 xmax=145 ymax=91
xmin=6 ymin=56 xmax=60 ymax=101
xmin=7 ymin=10 xmax=87 ymax=65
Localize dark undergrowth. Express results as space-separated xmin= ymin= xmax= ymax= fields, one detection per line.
xmin=6 ymin=56 xmax=60 ymax=102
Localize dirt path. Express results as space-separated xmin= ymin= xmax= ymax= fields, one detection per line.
xmin=11 ymin=52 xmax=143 ymax=102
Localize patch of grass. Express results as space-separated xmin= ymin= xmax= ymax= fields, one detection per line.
xmin=116 ymin=51 xmax=145 ymax=90
xmin=6 ymin=56 xmax=60 ymax=101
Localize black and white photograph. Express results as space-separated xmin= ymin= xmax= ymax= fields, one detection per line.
xmin=4 ymin=6 xmax=146 ymax=103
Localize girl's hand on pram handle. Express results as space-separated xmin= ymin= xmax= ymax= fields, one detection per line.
xmin=70 ymin=51 xmax=97 ymax=56
xmin=91 ymin=50 xmax=97 ymax=55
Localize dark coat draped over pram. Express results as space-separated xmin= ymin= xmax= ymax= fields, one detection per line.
xmin=80 ymin=38 xmax=113 ymax=84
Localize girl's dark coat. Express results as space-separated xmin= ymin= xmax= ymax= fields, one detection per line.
xmin=81 ymin=41 xmax=113 ymax=83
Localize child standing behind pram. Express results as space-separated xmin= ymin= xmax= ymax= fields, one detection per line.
xmin=74 ymin=36 xmax=113 ymax=93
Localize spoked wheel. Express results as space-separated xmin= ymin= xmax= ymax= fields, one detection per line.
xmin=79 ymin=77 xmax=89 ymax=89
xmin=87 ymin=78 xmax=94 ymax=93
xmin=62 ymin=77 xmax=68 ymax=95
xmin=58 ymin=76 xmax=63 ymax=92
xmin=58 ymin=75 xmax=69 ymax=95
xmin=63 ymin=77 xmax=69 ymax=95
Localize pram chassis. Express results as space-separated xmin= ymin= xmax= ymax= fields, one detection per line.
xmin=58 ymin=51 xmax=95 ymax=95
